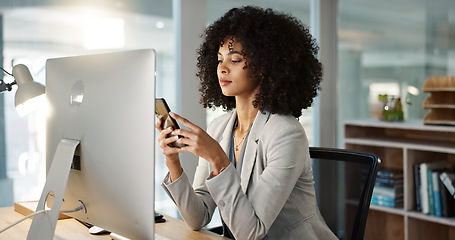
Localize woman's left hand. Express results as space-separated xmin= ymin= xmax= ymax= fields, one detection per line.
xmin=169 ymin=112 xmax=230 ymax=170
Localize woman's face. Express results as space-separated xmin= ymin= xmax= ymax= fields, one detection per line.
xmin=217 ymin=38 xmax=260 ymax=98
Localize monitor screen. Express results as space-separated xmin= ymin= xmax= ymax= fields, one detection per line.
xmin=45 ymin=49 xmax=155 ymax=239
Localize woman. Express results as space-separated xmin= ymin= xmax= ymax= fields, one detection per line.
xmin=156 ymin=6 xmax=337 ymax=240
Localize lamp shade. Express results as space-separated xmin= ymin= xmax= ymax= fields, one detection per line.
xmin=13 ymin=64 xmax=45 ymax=116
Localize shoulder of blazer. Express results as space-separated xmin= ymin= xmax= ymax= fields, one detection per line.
xmin=257 ymin=113 xmax=302 ymax=137
xmin=265 ymin=114 xmax=301 ymax=129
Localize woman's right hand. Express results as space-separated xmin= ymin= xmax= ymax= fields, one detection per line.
xmin=155 ymin=118 xmax=184 ymax=181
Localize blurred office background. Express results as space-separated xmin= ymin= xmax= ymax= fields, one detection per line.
xmin=0 ymin=0 xmax=453 ymax=227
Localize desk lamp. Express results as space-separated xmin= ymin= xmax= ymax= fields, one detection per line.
xmin=0 ymin=64 xmax=45 ymax=116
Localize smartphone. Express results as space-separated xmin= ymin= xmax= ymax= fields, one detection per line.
xmin=155 ymin=98 xmax=186 ymax=148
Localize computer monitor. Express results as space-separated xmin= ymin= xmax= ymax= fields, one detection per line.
xmin=28 ymin=49 xmax=156 ymax=239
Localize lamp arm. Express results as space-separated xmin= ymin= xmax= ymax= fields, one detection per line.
xmin=0 ymin=79 xmax=16 ymax=93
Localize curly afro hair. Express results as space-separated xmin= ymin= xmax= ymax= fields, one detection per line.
xmin=196 ymin=6 xmax=322 ymax=118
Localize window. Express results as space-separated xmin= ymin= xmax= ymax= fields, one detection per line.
xmin=0 ymin=2 xmax=173 ymax=207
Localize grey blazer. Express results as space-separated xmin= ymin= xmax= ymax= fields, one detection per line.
xmin=162 ymin=110 xmax=337 ymax=240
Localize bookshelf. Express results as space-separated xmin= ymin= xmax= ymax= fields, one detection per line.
xmin=344 ymin=119 xmax=455 ymax=240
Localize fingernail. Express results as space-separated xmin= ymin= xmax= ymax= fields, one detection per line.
xmin=169 ymin=112 xmax=175 ymax=116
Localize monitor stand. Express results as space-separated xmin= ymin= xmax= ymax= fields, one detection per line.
xmin=110 ymin=232 xmax=131 ymax=240
xmin=27 ymin=138 xmax=80 ymax=240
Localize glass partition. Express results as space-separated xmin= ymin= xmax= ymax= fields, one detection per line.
xmin=337 ymin=0 xmax=455 ymax=145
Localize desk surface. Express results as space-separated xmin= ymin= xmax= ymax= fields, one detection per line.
xmin=0 ymin=207 xmax=228 ymax=239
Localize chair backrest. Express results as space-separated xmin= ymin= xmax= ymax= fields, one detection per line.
xmin=310 ymin=147 xmax=379 ymax=240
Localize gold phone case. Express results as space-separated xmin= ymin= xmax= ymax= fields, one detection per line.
xmin=155 ymin=98 xmax=186 ymax=148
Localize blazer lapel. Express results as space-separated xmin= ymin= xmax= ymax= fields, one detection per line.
xmin=211 ymin=111 xmax=237 ymax=173
xmin=240 ymin=111 xmax=270 ymax=193
xmin=219 ymin=110 xmax=237 ymax=151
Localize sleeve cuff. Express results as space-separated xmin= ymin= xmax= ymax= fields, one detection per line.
xmin=163 ymin=172 xmax=172 ymax=185
xmin=207 ymin=163 xmax=231 ymax=180
xmin=162 ymin=171 xmax=185 ymax=186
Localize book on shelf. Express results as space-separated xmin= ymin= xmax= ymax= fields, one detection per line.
xmin=419 ymin=161 xmax=452 ymax=215
xmin=438 ymin=172 xmax=455 ymax=217
xmin=431 ymin=171 xmax=442 ymax=217
xmin=413 ymin=163 xmax=422 ymax=212
xmin=371 ymin=194 xmax=403 ymax=208
xmin=371 ymin=194 xmax=402 ymax=202
xmin=373 ymin=185 xmax=403 ymax=198
xmin=363 ymin=168 xmax=403 ymax=187
xmin=414 ymin=169 xmax=455 ymax=217
xmin=371 ymin=168 xmax=403 ymax=209
xmin=428 ymin=170 xmax=442 ymax=217
xmin=377 ymin=168 xmax=403 ymax=179
xmin=427 ymin=169 xmax=435 ymax=215
xmin=440 ymin=172 xmax=455 ymax=199
xmin=375 ymin=177 xmax=403 ymax=188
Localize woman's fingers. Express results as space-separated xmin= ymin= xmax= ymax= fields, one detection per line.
xmin=171 ymin=128 xmax=195 ymax=140
xmin=159 ymin=112 xmax=225 ymax=165
xmin=169 ymin=112 xmax=199 ymax=131
xmin=160 ymin=134 xmax=178 ymax=148
xmin=157 ymin=126 xmax=171 ymax=141
xmin=155 ymin=118 xmax=164 ymax=131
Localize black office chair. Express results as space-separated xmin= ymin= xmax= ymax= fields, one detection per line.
xmin=310 ymin=147 xmax=379 ymax=240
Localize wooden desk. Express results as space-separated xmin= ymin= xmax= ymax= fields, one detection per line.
xmin=0 ymin=207 xmax=228 ymax=239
